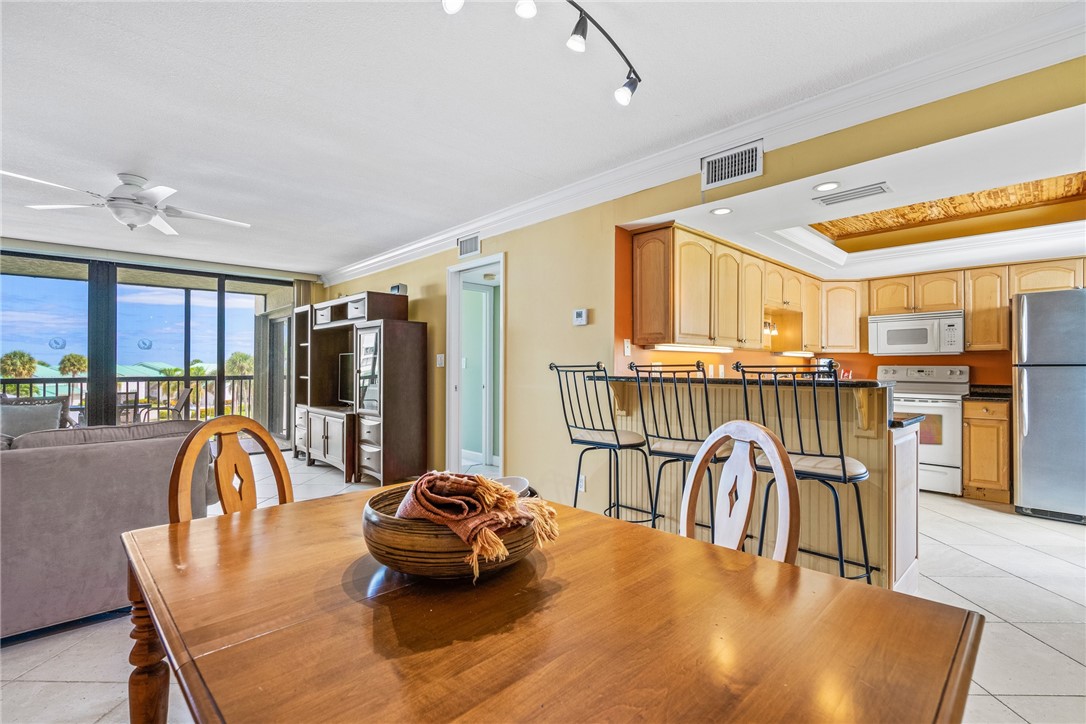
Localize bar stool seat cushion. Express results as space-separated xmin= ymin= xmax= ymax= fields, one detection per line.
xmin=755 ymin=451 xmax=869 ymax=481
xmin=651 ymin=438 xmax=735 ymax=459
xmin=572 ymin=429 xmax=646 ymax=448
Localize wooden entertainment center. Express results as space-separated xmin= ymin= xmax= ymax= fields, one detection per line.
xmin=292 ymin=291 xmax=426 ymax=484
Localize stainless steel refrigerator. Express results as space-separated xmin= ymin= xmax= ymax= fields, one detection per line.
xmin=1013 ymin=288 xmax=1086 ymax=524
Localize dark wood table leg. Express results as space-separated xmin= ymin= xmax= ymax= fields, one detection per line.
xmin=128 ymin=567 xmax=169 ymax=724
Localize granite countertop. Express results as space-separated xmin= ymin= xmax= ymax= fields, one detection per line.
xmin=964 ymin=385 xmax=1012 ymax=401
xmin=604 ymin=374 xmax=892 ymax=390
xmin=890 ymin=413 xmax=926 ymax=429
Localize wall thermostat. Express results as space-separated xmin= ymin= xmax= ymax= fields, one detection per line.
xmin=573 ymin=308 xmax=588 ymax=326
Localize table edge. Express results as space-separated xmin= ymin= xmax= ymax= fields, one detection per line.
xmin=933 ymin=611 xmax=985 ymax=724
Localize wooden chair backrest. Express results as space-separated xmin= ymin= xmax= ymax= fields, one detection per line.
xmin=678 ymin=420 xmax=801 ymax=564
xmin=169 ymin=415 xmax=294 ymax=523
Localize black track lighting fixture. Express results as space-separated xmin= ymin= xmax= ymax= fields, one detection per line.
xmin=439 ymin=1 xmax=643 ymax=106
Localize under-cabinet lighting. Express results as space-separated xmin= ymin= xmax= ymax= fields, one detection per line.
xmin=778 ymin=350 xmax=815 ymax=358
xmin=644 ymin=344 xmax=734 ymax=354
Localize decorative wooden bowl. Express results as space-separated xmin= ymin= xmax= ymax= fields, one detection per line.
xmin=362 ymin=485 xmax=538 ymax=579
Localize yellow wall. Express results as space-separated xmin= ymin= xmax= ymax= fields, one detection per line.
xmin=323 ymin=57 xmax=1085 ymax=510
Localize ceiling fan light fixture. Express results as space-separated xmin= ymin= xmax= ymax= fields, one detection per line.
xmin=813 ymin=181 xmax=840 ymax=192
xmin=515 ymin=0 xmax=537 ymax=19
xmin=566 ymin=13 xmax=588 ymax=52
xmin=614 ymin=74 xmax=638 ymax=106
xmin=106 ymin=199 xmax=156 ymax=230
xmin=442 ymin=0 xmax=465 ymax=14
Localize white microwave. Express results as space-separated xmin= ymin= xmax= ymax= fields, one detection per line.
xmin=868 ymin=310 xmax=964 ymax=355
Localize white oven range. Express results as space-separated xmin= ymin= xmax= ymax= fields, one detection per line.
xmin=877 ymin=365 xmax=971 ymax=495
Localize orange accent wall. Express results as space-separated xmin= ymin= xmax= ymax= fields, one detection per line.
xmin=613 ymin=232 xmax=1013 ymax=385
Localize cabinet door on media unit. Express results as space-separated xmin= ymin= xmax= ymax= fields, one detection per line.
xmin=672 ymin=230 xmax=714 ymax=345
xmin=325 ymin=415 xmax=346 ymax=468
xmin=869 ymin=277 xmax=914 ymax=316
xmin=965 ymin=266 xmax=1010 ymax=351
xmin=631 ymin=228 xmax=673 ymax=345
xmin=1010 ymin=258 xmax=1084 ymax=296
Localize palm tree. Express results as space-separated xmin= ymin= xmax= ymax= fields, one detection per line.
xmin=1 ymin=350 xmax=37 ymax=378
xmin=58 ymin=353 xmax=88 ymax=377
xmin=226 ymin=352 xmax=254 ymax=416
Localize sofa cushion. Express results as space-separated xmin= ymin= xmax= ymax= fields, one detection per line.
xmin=0 ymin=401 xmax=63 ymax=438
xmin=11 ymin=419 xmax=199 ymax=450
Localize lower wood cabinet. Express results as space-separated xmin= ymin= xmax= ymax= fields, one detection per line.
xmin=963 ymin=400 xmax=1011 ymax=504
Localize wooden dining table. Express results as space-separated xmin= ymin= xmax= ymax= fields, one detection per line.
xmin=123 ymin=488 xmax=983 ymax=723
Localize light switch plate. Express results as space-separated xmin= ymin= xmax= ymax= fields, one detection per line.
xmin=436 ymin=354 xmax=445 ymax=368
xmin=623 ymin=339 xmax=632 ymax=356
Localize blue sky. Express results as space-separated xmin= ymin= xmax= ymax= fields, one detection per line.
xmin=1 ymin=274 xmax=257 ymax=368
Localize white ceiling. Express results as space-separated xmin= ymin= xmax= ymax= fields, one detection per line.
xmin=638 ymin=105 xmax=1086 ymax=279
xmin=0 ymin=1 xmax=1075 ymax=276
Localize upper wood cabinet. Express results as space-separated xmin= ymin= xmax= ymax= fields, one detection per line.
xmin=1010 ymin=258 xmax=1084 ymax=296
xmin=822 ymin=281 xmax=864 ymax=352
xmin=632 ymin=228 xmax=673 ymax=345
xmin=737 ymin=255 xmax=766 ymax=349
xmin=801 ymin=276 xmax=822 ymax=353
xmin=673 ymin=230 xmax=714 ymax=345
xmin=964 ymin=266 xmax=1010 ymax=351
xmin=870 ymin=271 xmax=963 ymax=315
xmin=713 ymin=245 xmax=743 ymax=348
xmin=765 ymin=263 xmax=802 ymax=309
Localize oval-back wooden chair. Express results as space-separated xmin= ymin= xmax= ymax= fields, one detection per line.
xmin=678 ymin=420 xmax=801 ymax=564
xmin=169 ymin=415 xmax=294 ymax=523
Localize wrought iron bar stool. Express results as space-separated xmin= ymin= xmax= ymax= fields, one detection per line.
xmin=732 ymin=360 xmax=874 ymax=583
xmin=549 ymin=362 xmax=655 ymax=522
xmin=628 ymin=361 xmax=725 ymax=536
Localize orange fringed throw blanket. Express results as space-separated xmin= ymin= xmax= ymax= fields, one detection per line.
xmin=395 ymin=471 xmax=559 ymax=579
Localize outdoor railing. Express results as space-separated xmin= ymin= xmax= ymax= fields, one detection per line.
xmin=0 ymin=375 xmax=254 ymax=424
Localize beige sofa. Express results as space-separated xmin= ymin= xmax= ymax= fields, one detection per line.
xmin=1 ymin=421 xmax=211 ymax=637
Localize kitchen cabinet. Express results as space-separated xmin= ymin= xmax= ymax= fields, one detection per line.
xmin=870 ymin=272 xmax=963 ymax=315
xmin=963 ymin=400 xmax=1011 ymax=504
xmin=964 ymin=266 xmax=1010 ymax=351
xmin=632 ymin=226 xmax=762 ymax=349
xmin=801 ymin=276 xmax=822 ymax=353
xmin=1009 ymin=258 xmax=1084 ymax=296
xmin=765 ymin=263 xmax=802 ymax=309
xmin=306 ymin=407 xmax=356 ymax=477
xmin=821 ymin=281 xmax=864 ymax=352
xmin=673 ymin=229 xmax=714 ymax=345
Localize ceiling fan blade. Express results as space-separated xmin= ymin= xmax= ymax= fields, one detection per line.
xmin=27 ymin=204 xmax=104 ymax=210
xmin=135 ymin=185 xmax=177 ymax=206
xmin=1 ymin=170 xmax=104 ymax=199
xmin=148 ymin=214 xmax=179 ymax=236
xmin=162 ymin=205 xmax=250 ymax=229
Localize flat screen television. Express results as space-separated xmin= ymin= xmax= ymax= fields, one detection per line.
xmin=338 ymin=352 xmax=355 ymax=405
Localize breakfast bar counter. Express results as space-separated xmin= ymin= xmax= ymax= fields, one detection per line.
xmin=605 ymin=379 xmax=920 ymax=592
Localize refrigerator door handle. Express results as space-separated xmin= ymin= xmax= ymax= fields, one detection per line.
xmin=1021 ymin=369 xmax=1028 ymax=438
xmin=1017 ymin=295 xmax=1028 ymax=364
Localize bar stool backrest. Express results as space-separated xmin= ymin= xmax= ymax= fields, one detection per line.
xmin=548 ymin=362 xmax=621 ymax=447
xmin=628 ymin=362 xmax=712 ymax=454
xmin=732 ymin=360 xmax=849 ymax=483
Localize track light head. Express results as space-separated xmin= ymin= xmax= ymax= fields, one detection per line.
xmin=515 ymin=0 xmax=537 ymax=19
xmin=614 ymin=74 xmax=638 ymax=106
xmin=442 ymin=0 xmax=464 ymax=14
xmin=566 ymin=13 xmax=588 ymax=52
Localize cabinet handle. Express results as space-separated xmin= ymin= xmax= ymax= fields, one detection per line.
xmin=982 ymin=407 xmax=989 ymax=414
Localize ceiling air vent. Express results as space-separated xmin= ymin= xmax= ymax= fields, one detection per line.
xmin=814 ymin=182 xmax=892 ymax=206
xmin=701 ymin=140 xmax=763 ymax=191
xmin=457 ymin=234 xmax=481 ymax=259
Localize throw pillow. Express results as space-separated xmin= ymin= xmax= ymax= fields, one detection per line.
xmin=0 ymin=402 xmax=63 ymax=439
xmin=0 ymin=434 xmax=13 ymax=451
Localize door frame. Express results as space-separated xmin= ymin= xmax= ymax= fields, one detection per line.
xmin=446 ymin=252 xmax=505 ymax=473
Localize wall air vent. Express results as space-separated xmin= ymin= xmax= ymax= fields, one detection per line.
xmin=814 ymin=182 xmax=892 ymax=206
xmin=701 ymin=140 xmax=763 ymax=191
xmin=457 ymin=234 xmax=481 ymax=259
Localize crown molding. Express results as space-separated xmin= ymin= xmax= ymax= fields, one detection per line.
xmin=321 ymin=5 xmax=1086 ymax=286
xmin=835 ymin=221 xmax=1086 ymax=280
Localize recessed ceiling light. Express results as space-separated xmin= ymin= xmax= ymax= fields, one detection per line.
xmin=710 ymin=207 xmax=732 ymax=215
xmin=813 ymin=181 xmax=840 ymax=192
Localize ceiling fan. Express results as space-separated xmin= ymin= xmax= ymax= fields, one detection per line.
xmin=0 ymin=170 xmax=251 ymax=235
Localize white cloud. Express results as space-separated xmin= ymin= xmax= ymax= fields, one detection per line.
xmin=117 ymin=288 xmax=257 ymax=310
xmin=1 ymin=310 xmax=76 ymax=326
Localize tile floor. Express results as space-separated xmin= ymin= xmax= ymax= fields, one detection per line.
xmin=2 ymin=463 xmax=1083 ymax=723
